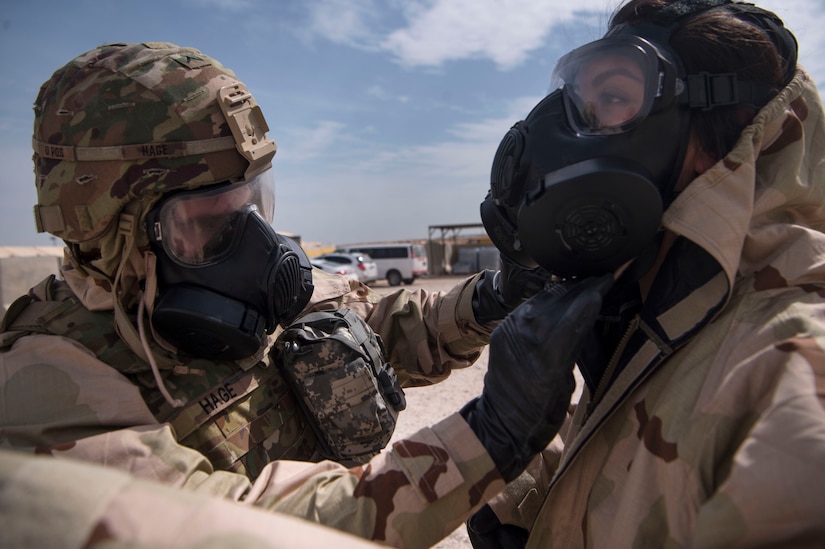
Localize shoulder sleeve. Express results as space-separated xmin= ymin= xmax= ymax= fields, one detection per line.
xmin=0 ymin=333 xmax=158 ymax=449
xmin=0 ymin=448 xmax=381 ymax=549
xmin=691 ymin=338 xmax=825 ymax=546
xmin=3 ymin=332 xmax=503 ymax=548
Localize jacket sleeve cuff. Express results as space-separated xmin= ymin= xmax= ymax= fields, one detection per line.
xmin=438 ymin=272 xmax=495 ymax=356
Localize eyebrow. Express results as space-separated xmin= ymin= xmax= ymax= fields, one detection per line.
xmin=589 ymin=67 xmax=644 ymax=88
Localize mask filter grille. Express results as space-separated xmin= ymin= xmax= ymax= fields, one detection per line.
xmin=269 ymin=249 xmax=305 ymax=328
xmin=561 ymin=204 xmax=626 ymax=253
xmin=517 ymin=158 xmax=663 ymax=277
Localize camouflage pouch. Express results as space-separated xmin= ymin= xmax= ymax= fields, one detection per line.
xmin=273 ymin=308 xmax=406 ymax=464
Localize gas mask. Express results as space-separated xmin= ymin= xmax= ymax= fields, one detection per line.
xmin=482 ymin=26 xmax=690 ymax=279
xmin=482 ymin=1 xmax=794 ymax=279
xmin=146 ymin=170 xmax=313 ymax=360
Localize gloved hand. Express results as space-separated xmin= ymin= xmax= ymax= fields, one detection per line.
xmin=473 ymin=254 xmax=552 ymax=325
xmin=460 ymin=273 xmax=614 ymax=482
xmin=466 ymin=503 xmax=529 ymax=549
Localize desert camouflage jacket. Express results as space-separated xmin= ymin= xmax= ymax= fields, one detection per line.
xmin=0 ymin=448 xmax=386 ymax=549
xmin=0 ymin=267 xmax=504 ymax=548
xmin=487 ymin=70 xmax=825 ymax=547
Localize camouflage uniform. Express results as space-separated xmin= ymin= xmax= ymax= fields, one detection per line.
xmin=0 ymin=448 xmax=383 ymax=549
xmin=485 ymin=70 xmax=825 ymax=547
xmin=0 ymin=266 xmax=491 ymax=468
xmin=0 ymin=42 xmax=503 ymax=549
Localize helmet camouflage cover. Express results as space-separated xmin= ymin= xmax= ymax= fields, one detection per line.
xmin=32 ymin=42 xmax=276 ymax=248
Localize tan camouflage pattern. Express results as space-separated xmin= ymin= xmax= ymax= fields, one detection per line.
xmin=34 ymin=42 xmax=259 ymax=243
xmin=486 ymin=70 xmax=825 ymax=547
xmin=0 ymin=273 xmax=320 ymax=476
xmin=0 ymin=400 xmax=501 ymax=548
xmin=0 ymin=265 xmax=500 ymax=546
xmin=33 ymin=42 xmax=274 ymax=280
xmin=0 ymin=267 xmax=490 ymax=468
xmin=2 ymin=39 xmax=508 ymax=548
xmin=0 ymin=448 xmax=384 ymax=549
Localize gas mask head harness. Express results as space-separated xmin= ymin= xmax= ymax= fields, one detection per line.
xmin=146 ymin=170 xmax=314 ymax=361
xmin=481 ymin=0 xmax=797 ymax=279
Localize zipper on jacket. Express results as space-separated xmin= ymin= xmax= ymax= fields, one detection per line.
xmin=585 ymin=314 xmax=640 ymax=420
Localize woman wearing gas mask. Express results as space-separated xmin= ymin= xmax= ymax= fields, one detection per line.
xmin=466 ymin=0 xmax=825 ymax=547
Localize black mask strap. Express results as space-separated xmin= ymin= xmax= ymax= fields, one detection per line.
xmin=655 ymin=0 xmax=798 ymax=87
xmin=728 ymin=4 xmax=798 ymax=86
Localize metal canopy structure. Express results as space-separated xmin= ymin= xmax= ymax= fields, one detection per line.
xmin=427 ymin=223 xmax=486 ymax=242
xmin=426 ymin=223 xmax=493 ymax=275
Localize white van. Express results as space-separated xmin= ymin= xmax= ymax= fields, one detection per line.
xmin=335 ymin=243 xmax=428 ymax=286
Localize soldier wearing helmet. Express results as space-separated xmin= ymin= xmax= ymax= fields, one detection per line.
xmin=6 ymin=0 xmax=824 ymax=546
xmin=0 ymin=42 xmax=546 ymax=479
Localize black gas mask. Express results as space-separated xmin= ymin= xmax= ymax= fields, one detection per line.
xmin=482 ymin=0 xmax=796 ymax=279
xmin=146 ymin=170 xmax=313 ymax=360
xmin=482 ymin=27 xmax=690 ymax=279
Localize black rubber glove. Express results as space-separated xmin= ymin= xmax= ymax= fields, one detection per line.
xmin=460 ymin=273 xmax=614 ymax=482
xmin=466 ymin=503 xmax=529 ymax=549
xmin=473 ymin=254 xmax=552 ymax=325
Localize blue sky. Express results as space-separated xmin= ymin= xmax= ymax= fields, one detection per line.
xmin=1 ymin=0 xmax=824 ymax=248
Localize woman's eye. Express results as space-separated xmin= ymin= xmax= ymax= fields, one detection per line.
xmin=601 ymin=91 xmax=627 ymax=105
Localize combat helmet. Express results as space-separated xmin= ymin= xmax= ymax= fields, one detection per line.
xmin=29 ymin=43 xmax=286 ymax=398
xmin=32 ymin=42 xmax=276 ymax=277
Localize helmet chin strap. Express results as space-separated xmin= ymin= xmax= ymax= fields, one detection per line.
xmin=140 ymin=250 xmax=187 ymax=408
xmin=111 ymin=211 xmax=185 ymax=408
xmin=137 ymin=297 xmax=185 ymax=408
xmin=141 ymin=250 xmax=185 ymax=357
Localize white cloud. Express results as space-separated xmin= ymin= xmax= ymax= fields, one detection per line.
xmin=272 ymin=95 xmax=545 ymax=245
xmin=367 ymin=84 xmax=387 ymax=99
xmin=304 ymin=0 xmax=385 ymax=49
xmin=298 ymin=0 xmax=825 ymax=84
xmin=343 ymin=94 xmax=540 ymax=177
xmin=381 ymin=0 xmax=615 ymax=69
xmin=279 ymin=121 xmax=348 ymax=162
xmin=182 ymin=0 xmax=253 ymax=10
xmin=366 ymin=84 xmax=411 ymax=103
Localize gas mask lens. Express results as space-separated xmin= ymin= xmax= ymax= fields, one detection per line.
xmin=150 ymin=170 xmax=275 ymax=266
xmin=551 ymin=37 xmax=665 ymax=135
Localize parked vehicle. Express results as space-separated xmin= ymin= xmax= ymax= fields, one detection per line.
xmin=334 ymin=243 xmax=428 ymax=287
xmin=311 ymin=259 xmax=360 ymax=282
xmin=315 ymin=253 xmax=379 ymax=285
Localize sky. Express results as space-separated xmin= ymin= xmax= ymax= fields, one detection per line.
xmin=1 ymin=0 xmax=824 ymax=248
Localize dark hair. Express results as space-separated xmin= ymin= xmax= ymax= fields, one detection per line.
xmin=610 ymin=0 xmax=791 ymax=160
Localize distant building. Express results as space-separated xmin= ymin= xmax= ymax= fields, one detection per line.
xmin=0 ymin=246 xmax=64 ymax=314
xmin=427 ymin=223 xmax=495 ymax=276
